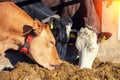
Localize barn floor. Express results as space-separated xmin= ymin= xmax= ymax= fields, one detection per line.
xmin=0 ymin=48 xmax=120 ymax=80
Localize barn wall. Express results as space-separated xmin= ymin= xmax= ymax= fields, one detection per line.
xmin=97 ymin=1 xmax=120 ymax=63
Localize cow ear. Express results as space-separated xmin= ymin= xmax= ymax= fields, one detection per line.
xmin=97 ymin=32 xmax=112 ymax=43
xmin=22 ymin=25 xmax=33 ymax=36
xmin=49 ymin=17 xmax=59 ymax=30
xmin=49 ymin=17 xmax=54 ymax=29
xmin=33 ymin=20 xmax=42 ymax=35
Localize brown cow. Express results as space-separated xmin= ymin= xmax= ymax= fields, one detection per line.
xmin=0 ymin=1 xmax=61 ymax=70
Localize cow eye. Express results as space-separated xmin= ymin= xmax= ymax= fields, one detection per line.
xmin=50 ymin=41 xmax=55 ymax=45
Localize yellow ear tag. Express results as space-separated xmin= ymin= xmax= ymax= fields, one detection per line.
xmin=70 ymin=33 xmax=76 ymax=38
xmin=50 ymin=22 xmax=54 ymax=29
xmin=102 ymin=35 xmax=106 ymax=41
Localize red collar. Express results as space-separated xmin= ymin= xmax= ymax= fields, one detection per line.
xmin=20 ymin=33 xmax=33 ymax=54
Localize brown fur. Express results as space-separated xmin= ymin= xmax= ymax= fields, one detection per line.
xmin=0 ymin=1 xmax=61 ymax=70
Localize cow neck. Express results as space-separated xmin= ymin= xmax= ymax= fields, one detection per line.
xmin=20 ymin=30 xmax=34 ymax=54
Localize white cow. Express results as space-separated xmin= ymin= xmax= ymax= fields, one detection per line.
xmin=75 ymin=26 xmax=111 ymax=69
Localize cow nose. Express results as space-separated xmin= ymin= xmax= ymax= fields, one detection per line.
xmin=51 ymin=64 xmax=60 ymax=69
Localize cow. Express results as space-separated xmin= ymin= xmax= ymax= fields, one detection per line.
xmin=41 ymin=0 xmax=112 ymax=69
xmin=13 ymin=0 xmax=73 ymax=60
xmin=0 ymin=1 xmax=61 ymax=70
xmin=75 ymin=26 xmax=112 ymax=69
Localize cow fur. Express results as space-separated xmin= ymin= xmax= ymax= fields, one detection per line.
xmin=0 ymin=1 xmax=61 ymax=70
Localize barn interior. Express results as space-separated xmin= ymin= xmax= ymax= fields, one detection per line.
xmin=0 ymin=0 xmax=120 ymax=80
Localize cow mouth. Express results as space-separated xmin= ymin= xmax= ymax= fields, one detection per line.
xmin=48 ymin=61 xmax=62 ymax=70
xmin=51 ymin=64 xmax=59 ymax=69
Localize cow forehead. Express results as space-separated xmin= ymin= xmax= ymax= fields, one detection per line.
xmin=37 ymin=25 xmax=55 ymax=41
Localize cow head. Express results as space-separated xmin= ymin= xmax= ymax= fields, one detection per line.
xmin=75 ymin=27 xmax=112 ymax=69
xmin=49 ymin=17 xmax=73 ymax=45
xmin=22 ymin=20 xmax=61 ymax=70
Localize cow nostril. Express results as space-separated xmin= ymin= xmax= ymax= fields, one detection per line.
xmin=51 ymin=65 xmax=59 ymax=69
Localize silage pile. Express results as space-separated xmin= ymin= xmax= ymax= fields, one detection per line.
xmin=0 ymin=58 xmax=120 ymax=80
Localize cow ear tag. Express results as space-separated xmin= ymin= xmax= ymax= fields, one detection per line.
xmin=50 ymin=22 xmax=54 ymax=29
xmin=70 ymin=33 xmax=76 ymax=38
xmin=102 ymin=35 xmax=107 ymax=41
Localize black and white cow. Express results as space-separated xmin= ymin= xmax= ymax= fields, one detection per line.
xmin=13 ymin=0 xmax=73 ymax=60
